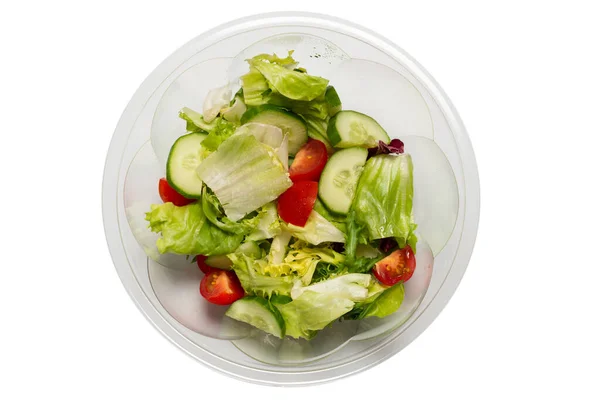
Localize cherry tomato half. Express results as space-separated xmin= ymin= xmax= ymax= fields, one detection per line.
xmin=289 ymin=140 xmax=328 ymax=182
xmin=373 ymin=246 xmax=416 ymax=286
xmin=158 ymin=178 xmax=195 ymax=206
xmin=199 ymin=270 xmax=245 ymax=305
xmin=196 ymin=255 xmax=215 ymax=274
xmin=277 ymin=181 xmax=319 ymax=227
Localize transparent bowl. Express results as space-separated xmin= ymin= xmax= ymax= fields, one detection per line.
xmin=102 ymin=12 xmax=480 ymax=386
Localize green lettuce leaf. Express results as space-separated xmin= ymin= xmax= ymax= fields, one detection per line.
xmin=286 ymin=246 xmax=345 ymax=285
xmin=290 ymin=273 xmax=371 ymax=301
xmin=221 ymin=96 xmax=247 ymax=123
xmin=203 ymin=84 xmax=232 ymax=123
xmin=146 ymin=202 xmax=243 ymax=256
xmin=229 ymin=253 xmax=295 ymax=298
xmin=275 ymin=273 xmax=371 ymax=339
xmin=196 ymin=134 xmax=292 ymax=221
xmin=179 ymin=107 xmax=217 ymax=132
xmin=313 ymin=199 xmax=346 ymax=233
xmin=304 ymin=115 xmax=334 ymax=152
xmin=241 ymin=52 xmax=328 ymax=104
xmin=352 ymin=154 xmax=417 ymax=244
xmin=262 ymin=241 xmax=344 ymax=286
xmin=343 ymin=279 xmax=387 ymax=319
xmin=285 ymin=210 xmax=345 ymax=245
xmin=250 ymin=51 xmax=297 ymax=66
xmin=178 ymin=107 xmax=238 ymax=151
xmin=230 ymin=242 xmax=345 ymax=299
xmin=341 ymin=210 xmax=384 ymax=273
xmin=249 ymin=57 xmax=329 ymax=101
xmin=246 ymin=202 xmax=281 ymax=241
xmin=288 ymin=95 xmax=330 ymax=119
xmin=357 ymin=283 xmax=405 ymax=319
xmin=200 ymin=118 xmax=237 ymax=151
xmin=200 ymin=187 xmax=258 ymax=235
xmin=240 ymin=66 xmax=271 ymax=106
xmin=268 ymin=231 xmax=292 ymax=265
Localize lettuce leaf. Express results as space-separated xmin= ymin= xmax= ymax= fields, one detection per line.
xmin=199 ymin=118 xmax=237 ymax=151
xmin=228 ymin=253 xmax=295 ymax=298
xmin=179 ymin=107 xmax=217 ymax=132
xmin=274 ymin=273 xmax=371 ymax=339
xmin=178 ymin=107 xmax=238 ymax=151
xmin=285 ymin=246 xmax=345 ymax=285
xmin=196 ymin=134 xmax=292 ymax=221
xmin=341 ymin=210 xmax=384 ymax=273
xmin=356 ymin=283 xmax=405 ymax=319
xmin=250 ymin=51 xmax=297 ymax=67
xmin=304 ymin=115 xmax=334 ymax=152
xmin=145 ymin=202 xmax=243 ymax=256
xmin=290 ymin=273 xmax=371 ymax=301
xmin=230 ymin=242 xmax=345 ymax=299
xmin=240 ymin=66 xmax=271 ymax=106
xmin=249 ymin=58 xmax=329 ymax=101
xmin=203 ymin=84 xmax=232 ymax=123
xmin=352 ymin=154 xmax=417 ymax=245
xmin=200 ymin=187 xmax=259 ymax=235
xmin=268 ymin=231 xmax=292 ymax=265
xmin=276 ymin=291 xmax=354 ymax=340
xmin=313 ymin=199 xmax=346 ymax=233
xmin=288 ymin=95 xmax=330 ymax=119
xmin=262 ymin=242 xmax=344 ymax=286
xmin=285 ymin=210 xmax=345 ymax=245
xmin=246 ymin=202 xmax=281 ymax=241
xmin=234 ymin=123 xmax=289 ymax=169
xmin=221 ymin=96 xmax=247 ymax=124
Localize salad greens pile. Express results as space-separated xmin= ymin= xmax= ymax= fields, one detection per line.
xmin=146 ymin=51 xmax=418 ymax=340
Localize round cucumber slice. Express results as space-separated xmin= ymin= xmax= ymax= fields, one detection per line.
xmin=225 ymin=297 xmax=286 ymax=338
xmin=241 ymin=105 xmax=308 ymax=154
xmin=327 ymin=110 xmax=390 ymax=148
xmin=166 ymin=132 xmax=207 ymax=198
xmin=318 ymin=147 xmax=368 ymax=214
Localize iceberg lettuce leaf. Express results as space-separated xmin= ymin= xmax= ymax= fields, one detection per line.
xmin=196 ymin=134 xmax=292 ymax=221
xmin=352 ymin=154 xmax=417 ymax=243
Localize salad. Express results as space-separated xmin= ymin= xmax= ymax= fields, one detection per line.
xmin=146 ymin=51 xmax=418 ymax=340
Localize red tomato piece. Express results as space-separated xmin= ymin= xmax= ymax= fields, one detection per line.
xmin=277 ymin=181 xmax=319 ymax=227
xmin=373 ymin=246 xmax=416 ymax=286
xmin=158 ymin=178 xmax=195 ymax=206
xmin=289 ymin=139 xmax=328 ymax=182
xmin=196 ymin=255 xmax=215 ymax=274
xmin=199 ymin=270 xmax=245 ymax=305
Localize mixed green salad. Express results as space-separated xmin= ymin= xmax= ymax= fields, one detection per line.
xmin=146 ymin=51 xmax=418 ymax=340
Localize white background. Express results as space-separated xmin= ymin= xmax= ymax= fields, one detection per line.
xmin=1 ymin=1 xmax=599 ymax=399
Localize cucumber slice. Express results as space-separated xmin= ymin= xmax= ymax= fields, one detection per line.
xmin=327 ymin=110 xmax=390 ymax=148
xmin=241 ymin=105 xmax=308 ymax=154
xmin=204 ymin=255 xmax=232 ymax=270
xmin=166 ymin=132 xmax=207 ymax=198
xmin=225 ymin=296 xmax=286 ymax=338
xmin=318 ymin=147 xmax=368 ymax=214
xmin=206 ymin=241 xmax=262 ymax=270
xmin=325 ymin=86 xmax=342 ymax=116
xmin=238 ymin=241 xmax=262 ymax=257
